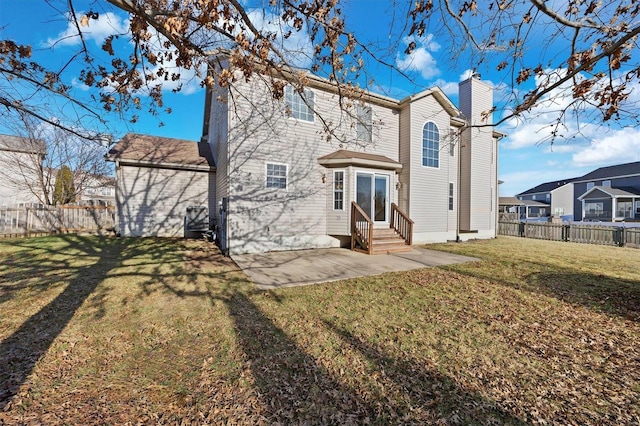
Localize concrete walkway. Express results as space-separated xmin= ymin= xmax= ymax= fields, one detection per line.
xmin=232 ymin=247 xmax=479 ymax=290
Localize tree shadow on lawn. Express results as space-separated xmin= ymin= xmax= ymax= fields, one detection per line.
xmin=0 ymin=235 xmax=184 ymax=410
xmin=226 ymin=291 xmax=525 ymax=424
xmin=445 ymin=260 xmax=640 ymax=322
xmin=321 ymin=320 xmax=526 ymax=425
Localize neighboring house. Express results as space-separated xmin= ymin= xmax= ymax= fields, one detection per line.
xmin=0 ymin=134 xmax=46 ymax=207
xmin=516 ymin=161 xmax=640 ymax=222
xmin=572 ymin=161 xmax=640 ymax=221
xmin=516 ymin=178 xmax=575 ymax=218
xmin=498 ymin=197 xmax=550 ymax=220
xmin=106 ymin=134 xmax=216 ymax=237
xmin=77 ymin=173 xmax=116 ymax=204
xmin=199 ymin=59 xmax=503 ymax=255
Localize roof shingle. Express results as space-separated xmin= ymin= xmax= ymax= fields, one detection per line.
xmin=106 ymin=133 xmax=214 ymax=169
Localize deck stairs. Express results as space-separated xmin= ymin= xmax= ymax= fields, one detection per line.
xmin=370 ymin=227 xmax=412 ymax=254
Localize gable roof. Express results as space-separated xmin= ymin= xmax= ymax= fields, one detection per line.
xmin=577 ymin=186 xmax=640 ymax=200
xmin=573 ymin=161 xmax=640 ymax=182
xmin=518 ymin=178 xmax=577 ymax=196
xmin=0 ymin=134 xmax=46 ymax=155
xmin=106 ymin=133 xmax=215 ymax=171
xmin=499 ymin=196 xmax=523 ymax=206
xmin=318 ymin=149 xmax=402 ymax=170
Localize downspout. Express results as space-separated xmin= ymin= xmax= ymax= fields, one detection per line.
xmin=456 ymin=128 xmax=461 ymax=242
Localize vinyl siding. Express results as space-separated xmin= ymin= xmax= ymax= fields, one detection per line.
xmin=206 ymin=61 xmax=230 ymax=231
xmin=405 ymin=95 xmax=455 ymax=235
xmin=398 ymin=104 xmax=411 ymax=212
xmin=550 ymin=183 xmax=574 ymax=219
xmin=0 ymin=150 xmax=44 ymax=206
xmin=224 ymin=77 xmax=400 ymax=254
xmin=115 ymin=164 xmax=213 ymax=237
xmin=459 ymin=77 xmax=497 ymax=233
xmin=326 ymin=168 xmax=349 ymax=235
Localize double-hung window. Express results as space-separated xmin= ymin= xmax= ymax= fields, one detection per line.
xmin=422 ymin=122 xmax=439 ymax=168
xmin=333 ymin=171 xmax=344 ymax=210
xmin=448 ymin=183 xmax=454 ymax=211
xmin=285 ymin=86 xmax=314 ymax=122
xmin=356 ymin=104 xmax=372 ymax=142
xmin=266 ymin=163 xmax=287 ymax=189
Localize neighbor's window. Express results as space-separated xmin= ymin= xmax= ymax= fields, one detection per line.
xmin=422 ymin=122 xmax=439 ymax=168
xmin=266 ymin=163 xmax=287 ymax=189
xmin=587 ymin=182 xmax=595 ymax=190
xmin=356 ymin=104 xmax=372 ymax=142
xmin=285 ymin=85 xmax=314 ymax=122
xmin=546 ymin=193 xmax=550 ymax=202
xmin=334 ymin=170 xmax=344 ymax=210
xmin=617 ymin=201 xmax=633 ymax=218
xmin=602 ymin=180 xmax=611 ymax=187
xmin=585 ymin=201 xmax=604 ymax=216
xmin=448 ymin=183 xmax=454 ymax=211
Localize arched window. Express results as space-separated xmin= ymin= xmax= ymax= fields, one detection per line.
xmin=422 ymin=122 xmax=439 ymax=168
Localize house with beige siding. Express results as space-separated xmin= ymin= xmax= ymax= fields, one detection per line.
xmin=201 ymin=60 xmax=503 ymax=255
xmin=106 ymin=134 xmax=215 ymax=237
xmin=109 ymin=63 xmax=502 ymax=253
xmin=0 ymin=134 xmax=46 ymax=207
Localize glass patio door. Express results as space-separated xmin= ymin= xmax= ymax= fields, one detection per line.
xmin=356 ymin=172 xmax=389 ymax=223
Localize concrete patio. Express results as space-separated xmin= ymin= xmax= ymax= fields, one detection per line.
xmin=232 ymin=247 xmax=479 ymax=290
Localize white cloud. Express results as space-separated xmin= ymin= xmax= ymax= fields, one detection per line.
xmin=45 ymin=11 xmax=128 ymax=47
xmin=246 ymin=9 xmax=314 ymax=69
xmin=395 ymin=35 xmax=441 ymax=80
xmin=572 ymin=127 xmax=640 ymax=166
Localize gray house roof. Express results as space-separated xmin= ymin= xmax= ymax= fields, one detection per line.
xmin=0 ymin=134 xmax=46 ymax=155
xmin=499 ymin=196 xmax=523 ymax=206
xmin=578 ymin=186 xmax=640 ymax=200
xmin=106 ymin=133 xmax=215 ymax=171
xmin=518 ymin=178 xmax=577 ymax=196
xmin=573 ymin=161 xmax=640 ymax=182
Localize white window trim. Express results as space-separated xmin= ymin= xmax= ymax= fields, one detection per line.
xmin=284 ymin=85 xmax=315 ymax=123
xmin=333 ymin=170 xmax=345 ymax=211
xmin=421 ymin=121 xmax=440 ymax=169
xmin=265 ymin=162 xmax=288 ymax=190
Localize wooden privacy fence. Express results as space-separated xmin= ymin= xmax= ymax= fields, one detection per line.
xmin=0 ymin=204 xmax=115 ymax=238
xmin=499 ymin=221 xmax=640 ymax=248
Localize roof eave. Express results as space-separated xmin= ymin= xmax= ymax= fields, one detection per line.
xmin=318 ymin=157 xmax=403 ymax=171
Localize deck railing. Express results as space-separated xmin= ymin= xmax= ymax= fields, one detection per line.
xmin=351 ymin=201 xmax=373 ymax=254
xmin=390 ymin=203 xmax=413 ymax=246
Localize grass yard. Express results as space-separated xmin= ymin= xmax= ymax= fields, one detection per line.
xmin=0 ymin=235 xmax=639 ymax=424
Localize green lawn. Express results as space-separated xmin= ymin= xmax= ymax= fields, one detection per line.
xmin=0 ymin=235 xmax=638 ymax=424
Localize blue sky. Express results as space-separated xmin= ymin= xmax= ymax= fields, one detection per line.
xmin=2 ymin=0 xmax=640 ymax=196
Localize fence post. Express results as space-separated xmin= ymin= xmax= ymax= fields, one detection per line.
xmin=617 ymin=227 xmax=625 ymax=247
xmin=518 ymin=222 xmax=525 ymax=237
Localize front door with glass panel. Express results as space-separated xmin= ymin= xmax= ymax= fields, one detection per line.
xmin=356 ymin=172 xmax=389 ymax=223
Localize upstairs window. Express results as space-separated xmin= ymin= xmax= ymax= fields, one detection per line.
xmin=285 ymin=86 xmax=314 ymax=122
xmin=422 ymin=122 xmax=440 ymax=168
xmin=356 ymin=104 xmax=372 ymax=142
xmin=603 ymin=180 xmax=611 ymax=187
xmin=266 ymin=163 xmax=287 ymax=189
xmin=587 ymin=182 xmax=595 ymax=190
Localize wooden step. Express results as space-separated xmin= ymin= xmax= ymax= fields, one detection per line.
xmin=371 ymin=241 xmax=412 ymax=254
